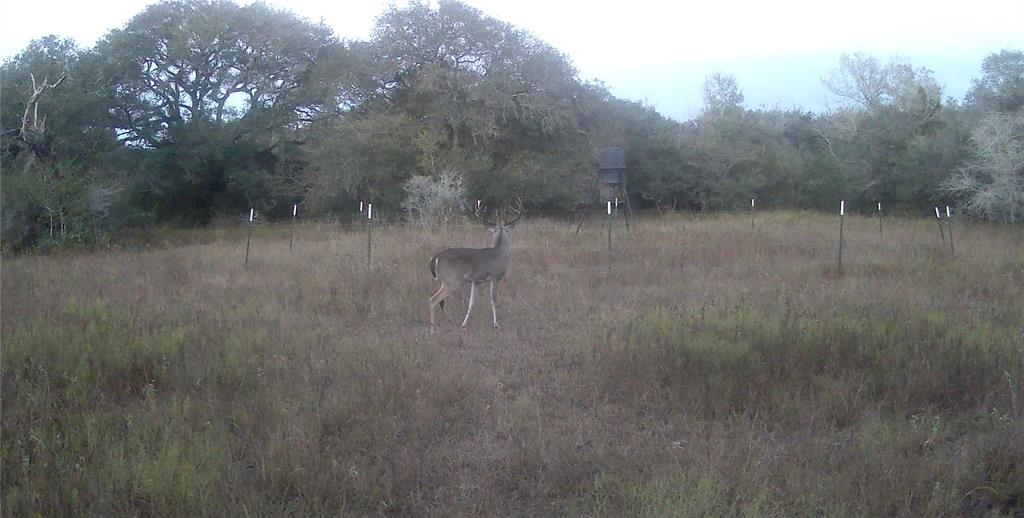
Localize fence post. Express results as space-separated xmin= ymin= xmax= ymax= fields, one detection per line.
xmin=946 ymin=206 xmax=954 ymax=255
xmin=289 ymin=203 xmax=297 ymax=252
xmin=607 ymin=201 xmax=613 ymax=273
xmin=877 ymin=201 xmax=883 ymax=240
xmin=244 ymin=208 xmax=253 ymax=266
xmin=367 ymin=203 xmax=373 ymax=271
xmin=837 ymin=200 xmax=845 ymax=276
xmin=750 ymin=198 xmax=755 ymax=230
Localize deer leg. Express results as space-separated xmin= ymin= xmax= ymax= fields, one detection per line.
xmin=489 ymin=280 xmax=498 ymax=329
xmin=461 ymin=282 xmax=477 ymax=328
xmin=429 ymin=283 xmax=451 ymax=332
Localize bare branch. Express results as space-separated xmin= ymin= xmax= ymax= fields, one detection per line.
xmin=19 ymin=73 xmax=66 ymax=141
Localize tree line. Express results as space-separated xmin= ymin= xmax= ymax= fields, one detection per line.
xmin=2 ymin=0 xmax=1021 ymax=251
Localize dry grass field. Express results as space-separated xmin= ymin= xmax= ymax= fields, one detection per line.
xmin=3 ymin=211 xmax=1023 ymax=516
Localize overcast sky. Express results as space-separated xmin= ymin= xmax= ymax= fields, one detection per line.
xmin=2 ymin=0 xmax=1021 ymax=119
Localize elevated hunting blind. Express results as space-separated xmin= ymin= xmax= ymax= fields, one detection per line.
xmin=597 ymin=147 xmax=627 ymax=203
xmin=576 ymin=147 xmax=633 ymax=232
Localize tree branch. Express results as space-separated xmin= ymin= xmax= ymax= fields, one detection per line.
xmin=19 ymin=74 xmax=66 ymax=141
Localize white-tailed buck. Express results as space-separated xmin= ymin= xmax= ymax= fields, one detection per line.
xmin=429 ymin=199 xmax=523 ymax=332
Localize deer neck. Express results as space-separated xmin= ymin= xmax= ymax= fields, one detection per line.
xmin=490 ymin=229 xmax=510 ymax=257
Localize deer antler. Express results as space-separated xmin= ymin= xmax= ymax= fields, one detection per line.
xmin=503 ymin=197 xmax=523 ymax=226
xmin=473 ymin=201 xmax=498 ymax=227
xmin=473 ymin=197 xmax=523 ymax=227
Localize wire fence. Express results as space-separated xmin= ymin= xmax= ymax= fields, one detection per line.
xmin=237 ymin=202 xmax=1000 ymax=228
xmin=237 ymin=207 xmax=808 ymax=231
xmin=227 ymin=205 xmax=989 ymax=273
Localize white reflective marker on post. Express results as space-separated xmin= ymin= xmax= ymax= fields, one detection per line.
xmin=249 ymin=208 xmax=254 ymax=222
xmin=607 ymin=201 xmax=611 ymax=215
xmin=368 ymin=203 xmax=372 ymax=219
xmin=293 ymin=204 xmax=297 ymax=216
xmin=840 ymin=200 xmax=844 ymax=216
xmin=946 ymin=206 xmax=951 ymax=218
xmin=752 ymin=198 xmax=755 ymax=207
xmin=476 ymin=200 xmax=481 ymax=210
xmin=935 ymin=207 xmax=941 ymax=218
xmin=878 ymin=202 xmax=881 ymax=211
xmin=360 ymin=201 xmax=364 ymax=212
xmin=615 ymin=197 xmax=618 ymax=208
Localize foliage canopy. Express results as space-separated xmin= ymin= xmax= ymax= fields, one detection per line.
xmin=2 ymin=1 xmax=1021 ymax=250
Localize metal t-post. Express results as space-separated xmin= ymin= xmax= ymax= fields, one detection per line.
xmin=366 ymin=204 xmax=373 ymax=271
xmin=946 ymin=206 xmax=954 ymax=255
xmin=289 ymin=204 xmax=297 ymax=252
xmin=244 ymin=208 xmax=253 ymax=266
xmin=877 ymin=202 xmax=883 ymax=240
xmin=837 ymin=201 xmax=845 ymax=276
xmin=607 ymin=201 xmax=613 ymax=272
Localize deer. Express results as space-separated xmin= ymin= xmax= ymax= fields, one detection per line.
xmin=428 ymin=199 xmax=523 ymax=332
